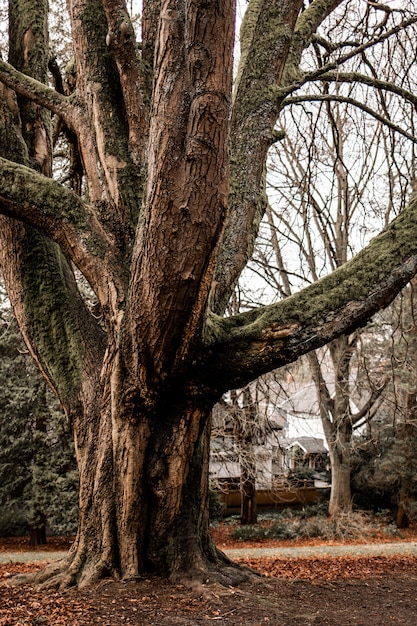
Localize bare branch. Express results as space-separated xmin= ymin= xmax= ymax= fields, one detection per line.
xmin=283 ymin=94 xmax=417 ymax=144
xmin=101 ymin=0 xmax=149 ymax=163
xmin=282 ymin=14 xmax=417 ymax=96
xmin=351 ymin=377 xmax=388 ymax=426
xmin=318 ymin=71 xmax=417 ymax=108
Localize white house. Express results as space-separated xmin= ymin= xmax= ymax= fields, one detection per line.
xmin=209 ymin=382 xmax=330 ymax=491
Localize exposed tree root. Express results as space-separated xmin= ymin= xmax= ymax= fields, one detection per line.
xmin=8 ymin=543 xmax=120 ymax=591
xmin=9 ymin=563 xmax=253 ymax=592
xmin=175 ymin=563 xmax=257 ymax=593
xmin=170 ymin=547 xmax=260 ymax=591
xmin=8 ymin=544 xmax=258 ymax=592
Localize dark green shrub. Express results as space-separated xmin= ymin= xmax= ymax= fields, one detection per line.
xmin=0 ymin=509 xmax=29 ymax=537
xmin=0 ymin=295 xmax=79 ymax=538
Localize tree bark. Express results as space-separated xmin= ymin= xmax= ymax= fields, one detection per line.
xmin=309 ymin=339 xmax=356 ymax=517
xmin=27 ymin=362 xmax=240 ymax=588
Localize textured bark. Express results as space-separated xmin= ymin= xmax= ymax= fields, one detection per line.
xmin=26 ymin=374 xmax=238 ymax=588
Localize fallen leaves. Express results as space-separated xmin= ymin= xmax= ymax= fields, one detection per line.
xmin=237 ymin=554 xmax=417 ymax=581
xmin=2 ymin=537 xmax=417 ymax=625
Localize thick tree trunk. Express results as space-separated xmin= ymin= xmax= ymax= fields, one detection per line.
xmin=25 ymin=362 xmax=240 ymax=589
xmin=4 ymin=0 xmax=417 ymax=593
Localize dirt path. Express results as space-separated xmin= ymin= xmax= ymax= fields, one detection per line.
xmin=2 ymin=540 xmax=417 ymax=564
xmin=2 ymin=552 xmax=417 ymax=625
xmin=2 ymin=536 xmax=417 ymax=625
xmin=224 ymin=540 xmax=417 ymax=559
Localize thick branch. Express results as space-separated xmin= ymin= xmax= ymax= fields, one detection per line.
xmin=0 ymin=158 xmax=124 ymax=316
xmin=0 ymin=218 xmax=106 ymax=407
xmin=282 ymin=0 xmax=345 ymax=87
xmin=203 ymin=197 xmax=417 ymax=391
xmin=307 ymin=351 xmax=334 ymax=431
xmin=213 ymin=0 xmax=303 ymax=314
xmin=0 ymin=58 xmax=108 ymax=204
xmin=102 ymin=0 xmax=149 ymax=163
xmin=0 ymin=58 xmax=72 ymax=121
xmin=66 ymin=0 xmax=143 ymax=224
xmin=125 ymin=0 xmax=235 ymax=395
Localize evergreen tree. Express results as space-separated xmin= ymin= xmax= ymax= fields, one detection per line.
xmin=0 ymin=286 xmax=78 ymax=541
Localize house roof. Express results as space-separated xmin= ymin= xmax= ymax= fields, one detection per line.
xmin=284 ymin=437 xmax=328 ymax=454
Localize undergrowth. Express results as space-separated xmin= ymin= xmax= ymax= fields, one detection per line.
xmin=230 ymin=509 xmax=402 ymax=542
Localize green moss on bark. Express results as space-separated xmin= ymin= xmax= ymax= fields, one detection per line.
xmin=0 ymin=84 xmax=28 ymax=166
xmin=8 ymin=0 xmax=51 ymax=165
xmin=22 ymin=229 xmax=83 ymax=403
xmin=8 ymin=0 xmax=49 ymax=81
xmin=0 ymin=158 xmax=90 ymax=229
xmin=208 ymin=197 xmax=417 ymax=346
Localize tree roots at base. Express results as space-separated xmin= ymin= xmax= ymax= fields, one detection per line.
xmin=7 ymin=549 xmax=258 ymax=591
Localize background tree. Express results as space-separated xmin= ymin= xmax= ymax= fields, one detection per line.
xmin=0 ymin=285 xmax=78 ymax=543
xmin=1 ymin=0 xmax=417 ymax=588
xmin=212 ymin=379 xmax=282 ymax=526
xmin=352 ymin=278 xmax=417 ymax=525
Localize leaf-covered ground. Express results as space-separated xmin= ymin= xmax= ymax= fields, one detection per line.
xmin=2 ymin=525 xmax=417 ymax=625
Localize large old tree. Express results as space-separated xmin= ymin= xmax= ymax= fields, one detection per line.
xmin=1 ymin=0 xmax=417 ymax=587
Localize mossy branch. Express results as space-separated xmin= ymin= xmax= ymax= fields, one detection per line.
xmin=0 ymin=157 xmax=119 ymax=302
xmin=281 ymin=0 xmax=344 ymax=86
xmin=0 ymin=58 xmax=72 ymax=121
xmin=0 ymin=156 xmax=88 ymax=233
xmin=214 ymin=1 xmax=303 ymax=314
xmin=203 ymin=198 xmax=417 ymax=391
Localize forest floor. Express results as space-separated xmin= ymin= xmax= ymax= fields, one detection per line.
xmin=1 ymin=519 xmax=417 ymax=625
